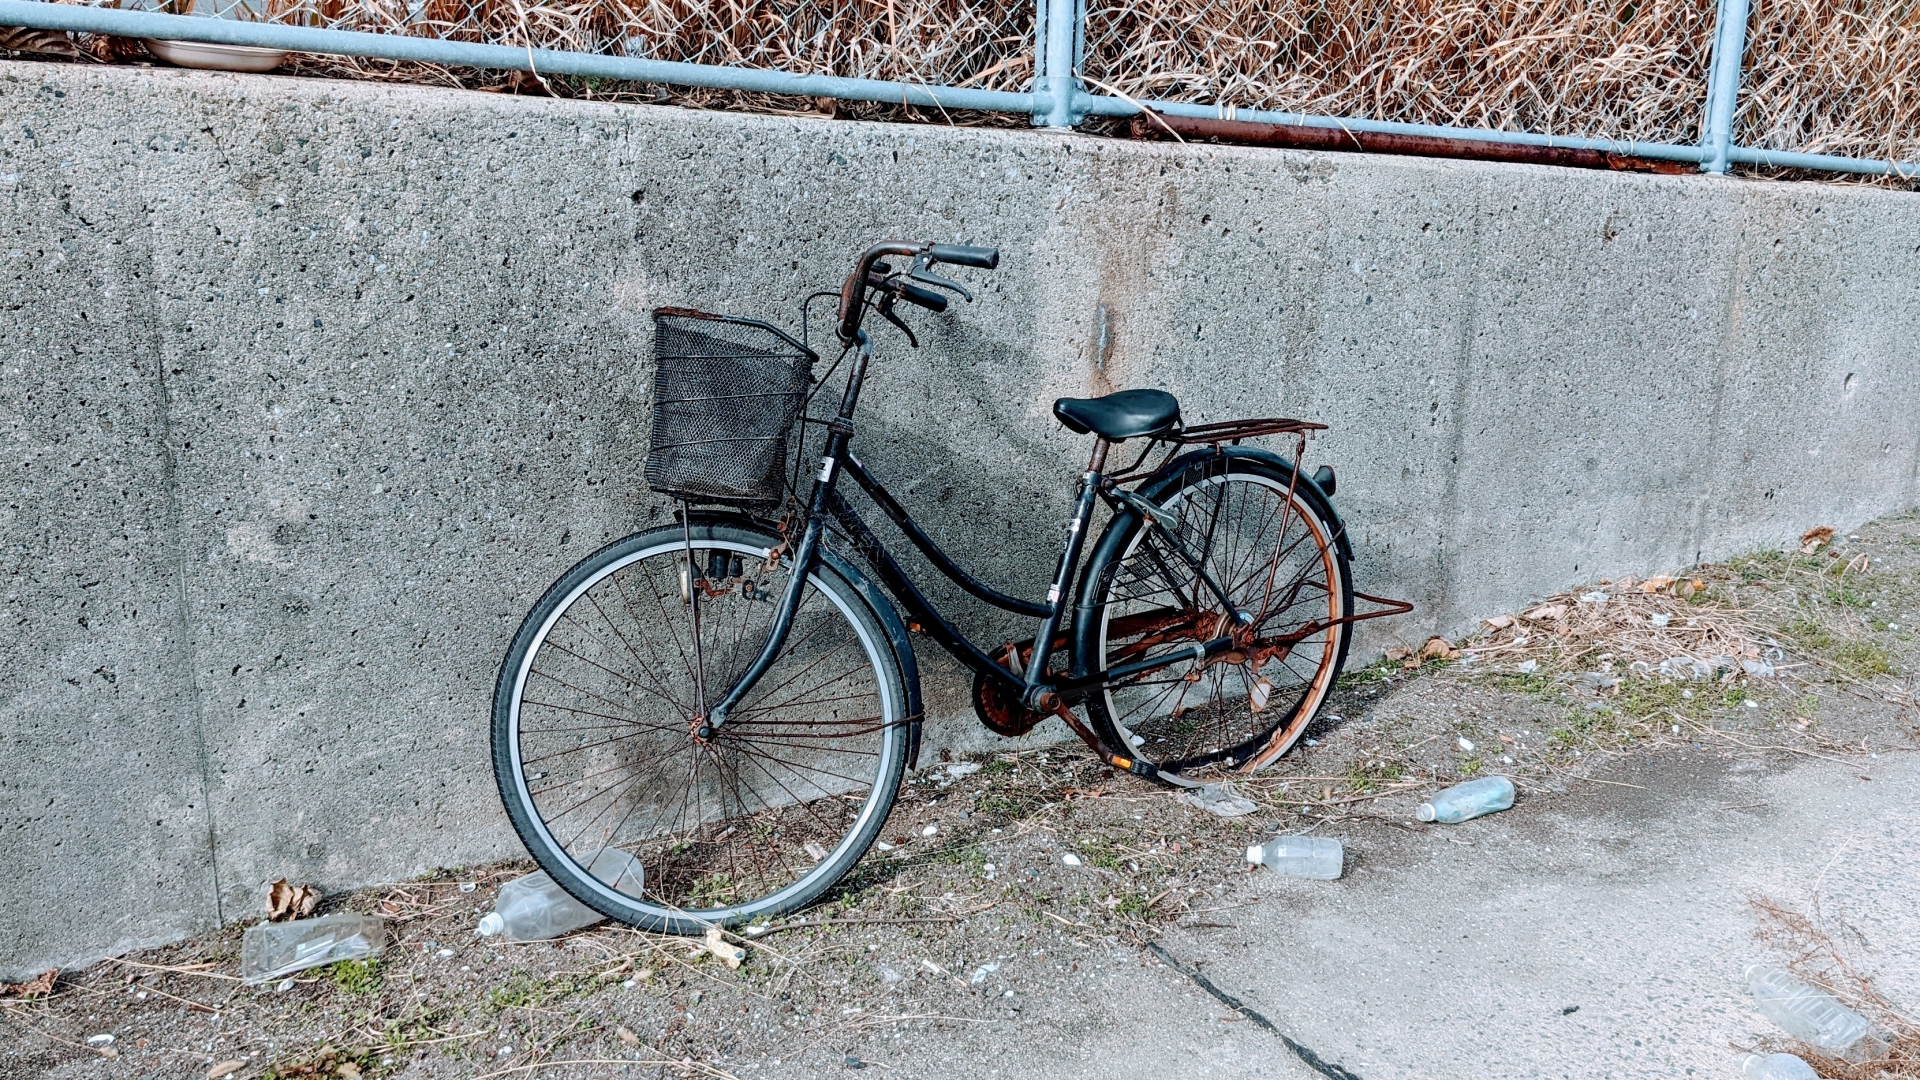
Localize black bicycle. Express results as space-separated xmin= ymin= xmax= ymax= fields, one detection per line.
xmin=491 ymin=240 xmax=1407 ymax=932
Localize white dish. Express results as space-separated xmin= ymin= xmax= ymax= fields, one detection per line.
xmin=142 ymin=38 xmax=287 ymax=73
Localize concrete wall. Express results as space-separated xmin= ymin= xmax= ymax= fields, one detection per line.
xmin=3 ymin=58 xmax=1917 ymax=979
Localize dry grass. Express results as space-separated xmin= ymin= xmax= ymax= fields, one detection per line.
xmin=1466 ymin=572 xmax=1783 ymax=675
xmin=30 ymin=0 xmax=1920 ymax=164
xmin=1743 ymin=0 xmax=1920 ymax=164
xmin=1083 ymin=0 xmax=1717 ymax=143
xmin=1751 ymin=894 xmax=1920 ymax=1078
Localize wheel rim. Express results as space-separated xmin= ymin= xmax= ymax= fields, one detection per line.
xmin=1097 ymin=470 xmax=1343 ymax=773
xmin=504 ymin=535 xmax=899 ymax=924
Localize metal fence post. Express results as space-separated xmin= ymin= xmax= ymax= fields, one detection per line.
xmin=1031 ymin=0 xmax=1083 ymax=128
xmin=1700 ymin=0 xmax=1753 ymax=174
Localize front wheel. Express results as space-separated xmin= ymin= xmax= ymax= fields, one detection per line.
xmin=491 ymin=519 xmax=908 ymax=933
xmin=1077 ymin=455 xmax=1353 ymax=776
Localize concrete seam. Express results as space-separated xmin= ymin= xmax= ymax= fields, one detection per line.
xmin=1432 ymin=189 xmax=1486 ymax=622
xmin=138 ymin=194 xmax=227 ymax=926
xmin=1689 ymin=199 xmax=1751 ymax=565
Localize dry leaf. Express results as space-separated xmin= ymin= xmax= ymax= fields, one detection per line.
xmin=2 ymin=968 xmax=56 ymax=998
xmin=1383 ymin=646 xmax=1411 ymax=661
xmin=0 ymin=26 xmax=81 ymax=58
xmin=1419 ymin=636 xmax=1453 ymax=660
xmin=335 ymin=1063 xmax=361 ymax=1080
xmin=1525 ymin=604 xmax=1567 ymax=622
xmin=616 ymin=1026 xmax=640 ymax=1047
xmin=267 ymin=879 xmax=322 ymax=922
xmin=1484 ymin=615 xmax=1514 ymax=629
xmin=208 ymin=1060 xmax=246 ymax=1080
xmin=703 ymin=927 xmax=746 ymax=969
xmin=1799 ymin=525 xmax=1836 ymax=554
xmin=1639 ymin=575 xmax=1675 ymax=593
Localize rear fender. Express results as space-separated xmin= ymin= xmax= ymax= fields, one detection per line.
xmin=1132 ymin=446 xmax=1350 ymax=561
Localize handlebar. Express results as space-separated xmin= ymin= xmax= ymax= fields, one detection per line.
xmin=835 ymin=239 xmax=998 ymax=345
xmin=896 ymin=279 xmax=948 ymax=312
xmin=928 ymin=243 xmax=999 ymax=269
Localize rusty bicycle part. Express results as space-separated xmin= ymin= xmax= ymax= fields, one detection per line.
xmin=493 ymin=238 xmax=1412 ymax=936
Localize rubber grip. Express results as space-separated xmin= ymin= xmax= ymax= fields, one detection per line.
xmin=928 ymin=243 xmax=999 ymax=269
xmin=896 ymin=281 xmax=949 ymax=312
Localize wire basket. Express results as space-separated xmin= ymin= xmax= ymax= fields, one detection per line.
xmin=645 ymin=309 xmax=817 ymax=506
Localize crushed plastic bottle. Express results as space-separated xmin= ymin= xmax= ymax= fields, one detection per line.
xmin=477 ymin=848 xmax=644 ymax=942
xmin=1746 ymin=964 xmax=1892 ymax=1062
xmin=1246 ymin=835 xmax=1343 ymax=879
xmin=1741 ymin=1053 xmax=1819 ymax=1080
xmin=241 ymin=912 xmax=387 ymax=985
xmin=1416 ymin=776 xmax=1516 ymax=823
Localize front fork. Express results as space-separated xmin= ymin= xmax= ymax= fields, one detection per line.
xmin=703 ymin=336 xmax=871 ymax=733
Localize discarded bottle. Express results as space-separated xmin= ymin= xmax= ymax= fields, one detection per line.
xmin=1740 ymin=1053 xmax=1818 ymax=1080
xmin=241 ymin=912 xmax=386 ymax=985
xmin=1416 ymin=776 xmax=1516 ymax=823
xmin=1746 ymin=964 xmax=1891 ymax=1062
xmin=478 ymin=849 xmax=645 ymax=942
xmin=1246 ymin=836 xmax=1343 ymax=879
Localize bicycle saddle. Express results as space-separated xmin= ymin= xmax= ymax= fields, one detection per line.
xmin=1052 ymin=388 xmax=1181 ymax=442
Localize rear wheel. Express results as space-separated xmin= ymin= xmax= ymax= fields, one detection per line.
xmin=491 ymin=519 xmax=908 ymax=933
xmin=1079 ymin=456 xmax=1352 ymax=775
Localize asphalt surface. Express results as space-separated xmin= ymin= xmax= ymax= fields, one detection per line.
xmin=970 ymin=748 xmax=1918 ymax=1080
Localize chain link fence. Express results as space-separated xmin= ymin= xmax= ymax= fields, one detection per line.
xmin=119 ymin=0 xmax=1036 ymax=92
xmin=6 ymin=0 xmax=1919 ymax=168
xmin=1740 ymin=0 xmax=1920 ymax=163
xmin=1080 ymin=0 xmax=1718 ymax=146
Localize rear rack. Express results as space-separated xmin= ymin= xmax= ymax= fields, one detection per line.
xmin=1108 ymin=417 xmax=1327 ymax=484
xmin=1165 ymin=417 xmax=1327 ymax=446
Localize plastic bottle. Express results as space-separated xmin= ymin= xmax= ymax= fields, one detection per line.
xmin=240 ymin=912 xmax=387 ymax=984
xmin=1416 ymin=776 xmax=1516 ymax=823
xmin=1740 ymin=1053 xmax=1819 ymax=1080
xmin=1246 ymin=835 xmax=1343 ymax=879
xmin=1746 ymin=964 xmax=1891 ymax=1062
xmin=478 ymin=849 xmax=644 ymax=941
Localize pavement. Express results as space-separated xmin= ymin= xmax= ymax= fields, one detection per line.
xmin=934 ymin=747 xmax=1917 ymax=1080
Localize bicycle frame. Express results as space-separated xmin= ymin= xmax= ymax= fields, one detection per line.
xmin=700 ymin=333 xmax=1256 ymax=778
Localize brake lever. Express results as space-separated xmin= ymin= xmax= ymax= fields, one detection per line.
xmin=909 ymin=253 xmax=973 ymax=302
xmin=875 ymin=294 xmax=919 ymax=348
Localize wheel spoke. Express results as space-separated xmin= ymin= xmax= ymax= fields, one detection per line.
xmin=1097 ymin=467 xmax=1346 ymax=774
xmin=498 ymin=529 xmax=901 ymax=928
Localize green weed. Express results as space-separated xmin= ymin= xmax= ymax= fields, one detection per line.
xmin=487 ymin=971 xmax=592 ymax=1011
xmin=1833 ymin=640 xmax=1895 ymax=678
xmin=1074 ymin=838 xmax=1124 ymax=872
xmin=328 ymin=958 xmax=381 ymax=996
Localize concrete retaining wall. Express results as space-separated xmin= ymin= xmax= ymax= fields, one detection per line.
xmin=3 ymin=59 xmax=1917 ymax=979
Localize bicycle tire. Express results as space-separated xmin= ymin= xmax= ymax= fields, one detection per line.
xmin=1075 ymin=454 xmax=1353 ymax=775
xmin=491 ymin=519 xmax=908 ymax=933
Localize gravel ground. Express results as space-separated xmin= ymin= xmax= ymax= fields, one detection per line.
xmin=6 ymin=513 xmax=1916 ymax=1080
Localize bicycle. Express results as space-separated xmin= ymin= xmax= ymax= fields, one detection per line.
xmin=491 ymin=240 xmax=1409 ymax=933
